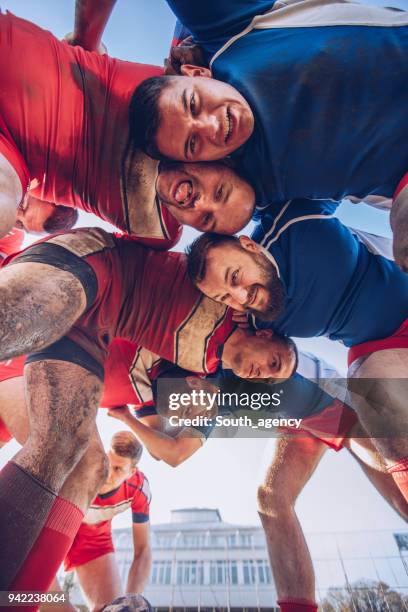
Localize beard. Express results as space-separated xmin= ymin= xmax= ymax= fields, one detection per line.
xmin=247 ymin=252 xmax=285 ymax=321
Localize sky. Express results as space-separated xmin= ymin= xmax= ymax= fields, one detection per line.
xmin=1 ymin=0 xmax=407 ymax=549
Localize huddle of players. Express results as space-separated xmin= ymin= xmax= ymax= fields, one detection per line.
xmin=0 ymin=1 xmax=407 ymax=611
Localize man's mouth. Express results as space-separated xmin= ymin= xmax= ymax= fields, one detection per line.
xmin=172 ymin=179 xmax=194 ymax=207
xmin=224 ymin=107 xmax=233 ymax=144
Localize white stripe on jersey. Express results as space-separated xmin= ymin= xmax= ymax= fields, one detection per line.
xmin=210 ymin=0 xmax=408 ymax=67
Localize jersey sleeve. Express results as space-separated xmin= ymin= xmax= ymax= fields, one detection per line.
xmin=0 ymin=228 xmax=25 ymax=259
xmin=130 ymin=474 xmax=151 ymax=524
xmin=166 ymin=0 xmax=276 ymax=56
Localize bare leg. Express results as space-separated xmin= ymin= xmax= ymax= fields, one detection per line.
xmin=0 ymin=360 xmax=102 ymax=586
xmin=391 ymin=182 xmax=408 ymax=272
xmin=257 ymin=435 xmax=327 ymax=602
xmin=0 ymin=373 xmax=106 ymax=510
xmin=344 ymin=421 xmax=408 ymax=520
xmin=76 ymin=554 xmax=122 ymax=612
xmin=348 ymin=348 xmax=408 ymax=464
xmin=0 ymin=262 xmax=87 ymax=361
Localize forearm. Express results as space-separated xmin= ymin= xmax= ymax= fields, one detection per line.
xmin=259 ymin=509 xmax=315 ymax=601
xmin=126 ymin=549 xmax=152 ymax=593
xmin=120 ymin=413 xmax=189 ymax=466
xmin=72 ymin=0 xmax=117 ymax=51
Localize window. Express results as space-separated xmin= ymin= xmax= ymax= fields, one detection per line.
xmin=151 ymin=561 xmax=172 ymax=585
xmin=210 ymin=560 xmax=227 ymax=584
xmin=230 ymin=561 xmax=239 ymax=585
xmin=257 ymin=560 xmax=272 ymax=584
xmin=240 ymin=533 xmax=253 ymax=547
xmin=176 ymin=561 xmax=204 ymax=585
xmin=243 ymin=560 xmax=256 ymax=585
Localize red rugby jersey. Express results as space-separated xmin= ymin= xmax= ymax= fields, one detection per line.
xmin=0 ymin=228 xmax=25 ymax=259
xmin=0 ymin=12 xmax=180 ymax=247
xmin=8 ymin=228 xmax=234 ymax=374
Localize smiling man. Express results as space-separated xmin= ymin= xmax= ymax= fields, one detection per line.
xmin=155 ymin=161 xmax=255 ymax=234
xmin=185 ymin=212 xmax=408 ymax=508
xmin=131 ymin=0 xmax=408 ymax=267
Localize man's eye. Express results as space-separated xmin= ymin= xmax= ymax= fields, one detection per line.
xmin=202 ymin=213 xmax=212 ymax=228
xmin=190 ymin=92 xmax=196 ymax=116
xmin=231 ymin=270 xmax=238 ymax=285
xmin=190 ymin=135 xmax=196 ymax=156
xmin=215 ymin=185 xmax=224 ymax=201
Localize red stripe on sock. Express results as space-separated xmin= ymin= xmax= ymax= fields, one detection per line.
xmin=11 ymin=496 xmax=83 ymax=597
xmin=278 ymin=600 xmax=318 ymax=612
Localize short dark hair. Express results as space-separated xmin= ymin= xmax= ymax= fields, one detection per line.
xmin=43 ymin=205 xmax=78 ymax=234
xmin=129 ymin=76 xmax=175 ymax=159
xmin=186 ymin=233 xmax=240 ymax=285
xmin=111 ymin=431 xmax=143 ymax=465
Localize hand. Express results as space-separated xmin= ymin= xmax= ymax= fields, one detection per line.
xmin=231 ymin=310 xmax=251 ymax=328
xmin=107 ymin=405 xmax=132 ymax=422
xmin=164 ymin=37 xmax=207 ymax=75
xmin=64 ymin=32 xmax=108 ymax=54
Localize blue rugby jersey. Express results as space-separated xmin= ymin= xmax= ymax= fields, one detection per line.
xmin=252 ymin=200 xmax=408 ymax=345
xmin=167 ymin=0 xmax=408 ymax=207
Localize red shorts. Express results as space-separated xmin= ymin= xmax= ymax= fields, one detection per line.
xmin=64 ymin=521 xmax=114 ymax=572
xmin=0 ymin=417 xmax=12 ymax=443
xmin=394 ymin=171 xmax=408 ymax=201
xmin=348 ymin=318 xmax=408 ymax=367
xmin=285 ymin=400 xmax=358 ymax=452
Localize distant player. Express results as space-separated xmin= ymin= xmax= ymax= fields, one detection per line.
xmin=50 ymin=432 xmax=151 ymax=612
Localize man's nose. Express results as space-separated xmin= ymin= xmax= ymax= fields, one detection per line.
xmin=230 ymin=286 xmax=248 ymax=305
xmin=196 ymin=114 xmax=220 ymax=144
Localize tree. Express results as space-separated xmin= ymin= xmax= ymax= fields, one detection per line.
xmin=320 ymin=579 xmax=408 ymax=611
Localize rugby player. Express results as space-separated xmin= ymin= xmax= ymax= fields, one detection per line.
xmin=130 ymin=1 xmax=408 ymax=266
xmin=2 ymin=334 xmax=405 ymax=610
xmin=0 ymin=11 xmax=179 ymax=246
xmin=98 ymin=348 xmax=408 ymax=612
xmin=0 ymin=228 xmax=238 ymax=589
xmin=0 ymin=199 xmax=77 ymax=262
xmin=185 ymin=213 xmax=408 ymax=506
xmin=49 ymin=431 xmax=151 ymax=612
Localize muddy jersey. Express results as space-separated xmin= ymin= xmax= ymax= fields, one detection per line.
xmin=8 ymin=228 xmax=234 ymax=378
xmin=0 ymin=11 xmax=180 ymax=247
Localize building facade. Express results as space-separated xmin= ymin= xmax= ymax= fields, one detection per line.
xmin=113 ymin=508 xmax=279 ymax=611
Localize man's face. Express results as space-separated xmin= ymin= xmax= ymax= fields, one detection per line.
xmin=224 ymin=329 xmax=297 ymax=380
xmin=99 ymin=450 xmax=135 ymax=494
xmin=156 ymin=162 xmax=255 ymax=234
xmin=15 ymin=196 xmax=56 ymax=234
xmin=156 ymin=72 xmax=254 ymax=161
xmin=197 ymin=238 xmax=285 ymax=320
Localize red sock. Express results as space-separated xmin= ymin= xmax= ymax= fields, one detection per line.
xmin=10 ymin=496 xmax=83 ymax=595
xmin=0 ymin=462 xmax=56 ymax=588
xmin=387 ymin=457 xmax=408 ymax=503
xmin=278 ymin=600 xmax=318 ymax=612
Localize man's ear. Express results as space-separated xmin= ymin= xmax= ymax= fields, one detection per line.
xmin=180 ymin=64 xmax=212 ymax=78
xmin=255 ymin=328 xmax=274 ymax=340
xmin=239 ymin=235 xmax=259 ymax=253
